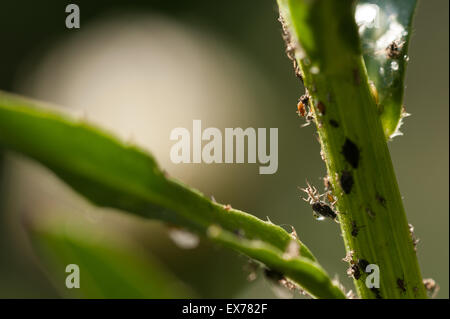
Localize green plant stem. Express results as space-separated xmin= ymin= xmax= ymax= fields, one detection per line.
xmin=0 ymin=91 xmax=311 ymax=257
xmin=0 ymin=91 xmax=346 ymax=298
xmin=208 ymin=225 xmax=346 ymax=298
xmin=278 ymin=0 xmax=426 ymax=298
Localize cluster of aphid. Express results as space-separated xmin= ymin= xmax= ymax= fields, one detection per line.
xmin=279 ymin=15 xmax=303 ymax=82
xmin=342 ymin=251 xmax=369 ymax=281
xmin=286 ymin=33 xmax=423 ymax=299
xmin=300 ymin=181 xmax=337 ymax=221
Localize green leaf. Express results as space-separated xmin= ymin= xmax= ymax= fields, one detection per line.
xmin=26 ymin=212 xmax=193 ymax=298
xmin=0 ymin=91 xmax=345 ymax=298
xmin=0 ymin=91 xmax=312 ymax=259
xmin=356 ymin=0 xmax=417 ymax=139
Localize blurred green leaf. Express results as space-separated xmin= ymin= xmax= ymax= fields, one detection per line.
xmin=356 ymin=0 xmax=417 ymax=138
xmin=0 ymin=91 xmax=313 ymax=259
xmin=27 ymin=212 xmax=193 ymax=298
xmin=0 ymin=91 xmax=346 ymax=298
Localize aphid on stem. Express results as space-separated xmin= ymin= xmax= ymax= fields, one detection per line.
xmin=371 ymin=287 xmax=383 ymax=299
xmin=296 ymin=94 xmax=309 ymax=117
xmin=329 ymin=119 xmax=339 ymax=127
xmin=376 ymin=192 xmax=387 ymax=208
xmin=296 ymin=93 xmax=315 ymax=127
xmin=386 ymin=40 xmax=405 ymax=59
xmin=341 ymin=138 xmax=360 ymax=169
xmin=347 ymin=263 xmax=361 ymax=280
xmin=397 ymin=277 xmax=407 ymax=294
xmin=351 ymin=220 xmax=365 ymax=237
xmin=300 ymin=181 xmax=337 ymax=221
xmin=339 ymin=170 xmax=354 ymax=194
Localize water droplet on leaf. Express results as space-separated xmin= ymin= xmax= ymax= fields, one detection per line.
xmin=391 ymin=61 xmax=399 ymax=71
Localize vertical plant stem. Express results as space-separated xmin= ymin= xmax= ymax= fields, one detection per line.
xmin=278 ymin=0 xmax=426 ymax=298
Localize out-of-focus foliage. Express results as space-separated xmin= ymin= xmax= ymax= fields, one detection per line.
xmin=0 ymin=92 xmax=345 ymax=299
xmin=27 ymin=212 xmax=192 ymax=298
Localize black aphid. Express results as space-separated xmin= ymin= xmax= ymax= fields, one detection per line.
xmin=264 ymin=268 xmax=284 ymax=282
xmin=329 ymin=119 xmax=339 ymax=127
xmin=348 ymin=263 xmax=361 ymax=280
xmin=358 ymin=259 xmax=369 ymax=271
xmin=342 ymin=138 xmax=360 ymax=169
xmin=397 ymin=278 xmax=407 ymax=294
xmin=351 ymin=221 xmax=365 ymax=237
xmin=300 ymin=182 xmax=337 ymax=221
xmin=371 ymin=287 xmax=383 ymax=299
xmin=311 ymin=202 xmax=337 ymax=220
xmin=376 ymin=192 xmax=387 ymax=208
xmin=340 ymin=170 xmax=354 ymax=194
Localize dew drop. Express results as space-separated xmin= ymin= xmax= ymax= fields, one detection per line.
xmin=379 ymin=67 xmax=385 ymax=76
xmin=403 ymin=54 xmax=410 ymax=62
xmin=168 ymin=228 xmax=199 ymax=249
xmin=313 ymin=212 xmax=325 ymax=221
xmin=391 ymin=61 xmax=399 ymax=71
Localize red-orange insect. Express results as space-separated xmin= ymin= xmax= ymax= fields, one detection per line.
xmin=326 ymin=193 xmax=335 ymax=203
xmin=297 ymin=101 xmax=306 ymax=117
xmin=296 ymin=94 xmax=309 ymax=117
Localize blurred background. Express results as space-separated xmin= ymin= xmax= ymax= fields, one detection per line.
xmin=0 ymin=0 xmax=448 ymax=298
